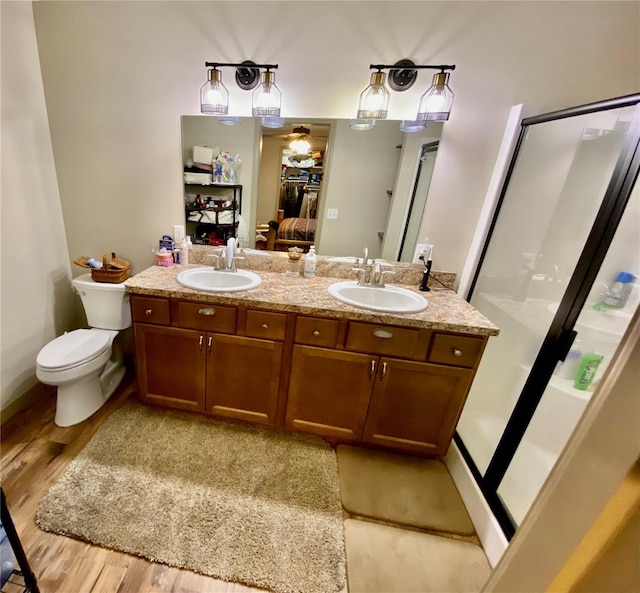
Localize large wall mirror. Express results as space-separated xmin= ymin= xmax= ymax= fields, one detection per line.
xmin=181 ymin=117 xmax=442 ymax=262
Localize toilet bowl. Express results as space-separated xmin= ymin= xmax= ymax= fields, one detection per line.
xmin=36 ymin=274 xmax=131 ymax=427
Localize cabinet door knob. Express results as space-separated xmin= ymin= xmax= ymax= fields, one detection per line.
xmin=262 ymin=323 xmax=269 ymax=329
xmin=207 ymin=336 xmax=213 ymax=355
xmin=313 ymin=330 xmax=320 ymax=336
xmin=381 ymin=361 xmax=388 ymax=379
xmin=198 ymin=308 xmax=216 ymax=316
xmin=373 ymin=329 xmax=393 ymax=339
xmin=370 ymin=360 xmax=376 ymax=378
xmin=145 ymin=309 xmax=153 ymax=316
xmin=453 ymin=348 xmax=463 ymax=357
xmin=198 ymin=335 xmax=204 ymax=352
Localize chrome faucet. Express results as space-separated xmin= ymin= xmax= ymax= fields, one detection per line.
xmin=352 ymin=247 xmax=394 ymax=287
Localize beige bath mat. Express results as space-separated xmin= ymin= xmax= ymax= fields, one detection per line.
xmin=37 ymin=404 xmax=346 ymax=593
xmin=344 ymin=519 xmax=490 ymax=593
xmin=337 ymin=445 xmax=474 ymax=535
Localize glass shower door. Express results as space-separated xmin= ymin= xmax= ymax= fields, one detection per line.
xmin=497 ymin=178 xmax=639 ymax=524
xmin=455 ymin=95 xmax=640 ymax=536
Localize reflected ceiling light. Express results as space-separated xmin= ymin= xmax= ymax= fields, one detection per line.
xmin=200 ymin=61 xmax=281 ymax=118
xmin=399 ymin=120 xmax=427 ymax=133
xmin=350 ymin=119 xmax=376 ymax=131
xmin=356 ymin=60 xmax=456 ymax=122
xmin=289 ymin=126 xmax=311 ymax=155
xmin=357 ymin=70 xmax=390 ymax=120
xmin=252 ymin=69 xmax=282 ymax=118
xmin=218 ymin=116 xmax=242 ymax=126
xmin=261 ymin=116 xmax=285 ymax=129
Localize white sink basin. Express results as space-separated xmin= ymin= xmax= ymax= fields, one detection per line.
xmin=176 ymin=268 xmax=262 ymax=292
xmin=327 ymin=281 xmax=428 ymax=314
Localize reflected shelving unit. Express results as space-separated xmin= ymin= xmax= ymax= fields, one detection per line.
xmin=184 ymin=183 xmax=242 ymax=246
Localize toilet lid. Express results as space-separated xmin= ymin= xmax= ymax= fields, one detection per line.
xmin=37 ymin=329 xmax=111 ymax=371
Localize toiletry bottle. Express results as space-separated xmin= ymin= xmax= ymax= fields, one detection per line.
xmin=86 ymin=258 xmax=103 ymax=269
xmin=573 ymin=353 xmax=604 ymax=391
xmin=603 ymin=272 xmax=635 ymax=308
xmin=180 ymin=238 xmax=189 ymax=266
xmin=556 ymin=348 xmax=582 ymax=380
xmin=304 ymin=246 xmax=317 ymax=278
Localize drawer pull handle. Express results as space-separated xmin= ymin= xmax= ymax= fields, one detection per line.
xmin=453 ymin=348 xmax=463 ymax=357
xmin=313 ymin=330 xmax=321 ymax=336
xmin=262 ymin=323 xmax=269 ymax=329
xmin=207 ymin=336 xmax=213 ymax=355
xmin=370 ymin=360 xmax=376 ymax=378
xmin=145 ymin=309 xmax=153 ymax=316
xmin=381 ymin=361 xmax=388 ymax=379
xmin=198 ymin=335 xmax=204 ymax=352
xmin=373 ymin=329 xmax=393 ymax=339
xmin=198 ymin=308 xmax=216 ymax=316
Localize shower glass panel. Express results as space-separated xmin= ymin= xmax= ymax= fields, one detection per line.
xmin=497 ymin=179 xmax=639 ymax=524
xmin=457 ymin=106 xmax=634 ymax=474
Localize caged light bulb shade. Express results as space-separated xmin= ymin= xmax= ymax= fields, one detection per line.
xmin=252 ymin=71 xmax=282 ymax=118
xmin=200 ymin=69 xmax=229 ymax=115
xmin=416 ymin=71 xmax=454 ymax=121
xmin=357 ymin=71 xmax=390 ymax=120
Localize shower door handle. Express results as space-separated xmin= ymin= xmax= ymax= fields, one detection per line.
xmin=557 ymin=329 xmax=578 ymax=362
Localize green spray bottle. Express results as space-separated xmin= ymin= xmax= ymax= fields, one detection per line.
xmin=573 ymin=353 xmax=604 ymax=391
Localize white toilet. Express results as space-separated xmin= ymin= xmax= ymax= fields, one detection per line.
xmin=36 ymin=273 xmax=131 ymax=427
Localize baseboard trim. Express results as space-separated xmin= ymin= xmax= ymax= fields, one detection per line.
xmin=444 ymin=441 xmax=509 ymax=567
xmin=1 ymin=382 xmax=55 ymax=425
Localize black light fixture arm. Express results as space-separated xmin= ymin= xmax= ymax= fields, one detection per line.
xmin=369 ymin=64 xmax=456 ymax=72
xmin=369 ymin=60 xmax=456 ymax=92
xmin=205 ymin=62 xmax=278 ymax=70
xmin=204 ymin=61 xmax=279 ymax=91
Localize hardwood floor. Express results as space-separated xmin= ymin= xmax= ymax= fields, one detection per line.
xmin=0 ymin=376 xmax=260 ymax=593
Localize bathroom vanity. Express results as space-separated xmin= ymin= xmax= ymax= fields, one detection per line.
xmin=125 ymin=254 xmax=498 ymax=457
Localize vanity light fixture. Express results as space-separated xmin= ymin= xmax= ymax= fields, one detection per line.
xmin=357 ymin=60 xmax=456 ymax=122
xmin=201 ymin=61 xmax=280 ymax=118
xmin=252 ymin=69 xmax=282 ymax=118
xmin=349 ymin=119 xmax=377 ymax=131
xmin=357 ymin=70 xmax=391 ymax=120
xmin=399 ymin=120 xmax=427 ymax=133
xmin=289 ymin=126 xmax=311 ymax=155
xmin=261 ymin=117 xmax=285 ymax=129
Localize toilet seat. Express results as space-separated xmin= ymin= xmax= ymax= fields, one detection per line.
xmin=36 ymin=329 xmax=111 ymax=372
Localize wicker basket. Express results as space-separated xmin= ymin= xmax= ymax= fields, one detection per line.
xmin=73 ymin=252 xmax=131 ymax=283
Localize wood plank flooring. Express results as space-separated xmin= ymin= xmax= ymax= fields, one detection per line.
xmin=0 ymin=376 xmax=260 ymax=593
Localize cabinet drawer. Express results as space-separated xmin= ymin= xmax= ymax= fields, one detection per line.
xmin=294 ymin=316 xmax=339 ymax=348
xmin=428 ymin=333 xmax=486 ymax=368
xmin=246 ymin=310 xmax=287 ymax=341
xmin=176 ymin=302 xmax=237 ymax=333
xmin=345 ymin=321 xmax=423 ymax=359
xmin=131 ymin=296 xmax=170 ymax=325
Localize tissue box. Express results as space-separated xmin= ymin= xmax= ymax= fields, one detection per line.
xmin=184 ymin=172 xmax=212 ymax=185
xmin=193 ymin=146 xmax=218 ymax=165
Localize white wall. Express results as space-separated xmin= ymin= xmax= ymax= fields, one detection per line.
xmin=30 ymin=1 xmax=639 ymax=276
xmin=0 ymin=2 xmax=78 ymax=414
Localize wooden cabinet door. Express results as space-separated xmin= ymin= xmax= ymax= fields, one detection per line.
xmin=205 ymin=334 xmax=282 ymax=426
xmin=285 ymin=345 xmax=375 ymax=440
xmin=362 ymin=358 xmax=473 ymax=456
xmin=134 ymin=324 xmax=206 ymax=412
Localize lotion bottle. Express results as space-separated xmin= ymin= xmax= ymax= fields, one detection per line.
xmin=179 ymin=238 xmax=189 ymax=266
xmin=304 ymin=245 xmax=317 ymax=278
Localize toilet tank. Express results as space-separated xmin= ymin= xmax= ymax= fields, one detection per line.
xmin=72 ymin=273 xmax=131 ymax=330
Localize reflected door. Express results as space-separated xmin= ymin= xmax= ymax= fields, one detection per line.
xmin=455 ymin=95 xmax=640 ymax=536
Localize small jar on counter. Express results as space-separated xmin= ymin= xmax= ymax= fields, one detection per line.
xmin=285 ymin=247 xmax=304 ymax=278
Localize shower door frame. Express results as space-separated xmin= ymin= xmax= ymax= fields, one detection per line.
xmin=455 ymin=93 xmax=640 ymax=539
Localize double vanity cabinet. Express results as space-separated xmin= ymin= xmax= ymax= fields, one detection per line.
xmin=126 ymin=263 xmax=498 ymax=457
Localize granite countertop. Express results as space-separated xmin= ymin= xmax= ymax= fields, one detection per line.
xmin=125 ymin=254 xmax=499 ymax=337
